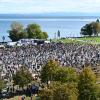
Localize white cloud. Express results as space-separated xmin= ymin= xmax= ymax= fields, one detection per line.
xmin=0 ymin=0 xmax=33 ymax=3
xmin=0 ymin=0 xmax=100 ymax=13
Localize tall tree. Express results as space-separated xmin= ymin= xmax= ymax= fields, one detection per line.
xmin=2 ymin=36 xmax=5 ymax=43
xmin=95 ymin=19 xmax=100 ymax=36
xmin=41 ymin=60 xmax=59 ymax=83
xmin=0 ymin=79 xmax=5 ymax=93
xmin=78 ymin=67 xmax=99 ymax=100
xmin=42 ymin=32 xmax=48 ymax=39
xmin=26 ymin=23 xmax=48 ymax=39
xmin=8 ymin=22 xmax=28 ymax=42
xmin=80 ymin=24 xmax=93 ymax=37
xmin=57 ymin=30 xmax=60 ymax=38
xmin=13 ymin=66 xmax=33 ymax=88
xmin=53 ymin=83 xmax=78 ymax=100
xmin=0 ymin=67 xmax=6 ymax=93
xmin=39 ymin=88 xmax=53 ymax=100
xmin=80 ymin=20 xmax=100 ymax=37
xmin=54 ymin=67 xmax=78 ymax=83
xmin=39 ymin=82 xmax=78 ymax=100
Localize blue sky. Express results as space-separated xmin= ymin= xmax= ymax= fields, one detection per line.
xmin=0 ymin=0 xmax=100 ymax=14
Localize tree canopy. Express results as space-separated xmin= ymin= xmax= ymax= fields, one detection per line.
xmin=80 ymin=19 xmax=100 ymax=37
xmin=41 ymin=60 xmax=59 ymax=83
xmin=0 ymin=79 xmax=6 ymax=93
xmin=78 ymin=67 xmax=99 ymax=100
xmin=53 ymin=82 xmax=78 ymax=100
xmin=8 ymin=22 xmax=48 ymax=41
xmin=54 ymin=67 xmax=78 ymax=83
xmin=40 ymin=60 xmax=100 ymax=100
xmin=57 ymin=30 xmax=60 ymax=38
xmin=41 ymin=60 xmax=78 ymax=84
xmin=13 ymin=66 xmax=33 ymax=88
xmin=8 ymin=22 xmax=28 ymax=42
xmin=26 ymin=24 xmax=48 ymax=39
xmin=39 ymin=81 xmax=78 ymax=100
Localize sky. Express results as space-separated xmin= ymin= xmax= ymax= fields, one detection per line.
xmin=0 ymin=0 xmax=100 ymax=14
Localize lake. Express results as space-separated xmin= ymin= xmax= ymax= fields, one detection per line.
xmin=0 ymin=14 xmax=98 ymax=42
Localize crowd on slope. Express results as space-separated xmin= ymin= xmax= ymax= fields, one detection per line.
xmin=0 ymin=42 xmax=100 ymax=80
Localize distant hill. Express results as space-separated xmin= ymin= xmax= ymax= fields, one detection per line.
xmin=0 ymin=12 xmax=100 ymax=19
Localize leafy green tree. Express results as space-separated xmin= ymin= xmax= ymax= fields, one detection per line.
xmin=26 ymin=23 xmax=41 ymax=38
xmin=41 ymin=60 xmax=59 ymax=83
xmin=95 ymin=19 xmax=100 ymax=36
xmin=39 ymin=81 xmax=78 ymax=100
xmin=8 ymin=22 xmax=28 ymax=42
xmin=0 ymin=79 xmax=6 ymax=93
xmin=42 ymin=32 xmax=48 ymax=39
xmin=91 ymin=22 xmax=97 ymax=36
xmin=11 ymin=21 xmax=23 ymax=30
xmin=26 ymin=23 xmax=48 ymax=39
xmin=54 ymin=67 xmax=78 ymax=83
xmin=80 ymin=23 xmax=93 ymax=37
xmin=13 ymin=66 xmax=33 ymax=88
xmin=90 ymin=21 xmax=100 ymax=36
xmin=53 ymin=83 xmax=78 ymax=100
xmin=78 ymin=67 xmax=99 ymax=100
xmin=39 ymin=82 xmax=60 ymax=100
xmin=8 ymin=22 xmax=48 ymax=41
xmin=39 ymin=88 xmax=53 ymax=100
xmin=0 ymin=66 xmax=6 ymax=93
xmin=80 ymin=20 xmax=100 ymax=37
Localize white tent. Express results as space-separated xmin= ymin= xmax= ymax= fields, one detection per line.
xmin=7 ymin=42 xmax=17 ymax=47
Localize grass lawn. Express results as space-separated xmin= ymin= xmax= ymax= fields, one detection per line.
xmin=76 ymin=37 xmax=100 ymax=43
xmin=52 ymin=37 xmax=100 ymax=44
xmin=52 ymin=38 xmax=81 ymax=43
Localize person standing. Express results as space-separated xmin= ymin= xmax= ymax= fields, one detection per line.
xmin=22 ymin=95 xmax=25 ymax=100
xmin=18 ymin=96 xmax=21 ymax=100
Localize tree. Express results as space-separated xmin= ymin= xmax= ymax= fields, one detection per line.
xmin=53 ymin=83 xmax=78 ymax=100
xmin=8 ymin=22 xmax=28 ymax=42
xmin=96 ymin=19 xmax=99 ymax=23
xmin=41 ymin=60 xmax=59 ymax=83
xmin=8 ymin=22 xmax=48 ymax=41
xmin=26 ymin=23 xmax=48 ymax=39
xmin=39 ymin=81 xmax=78 ymax=100
xmin=57 ymin=30 xmax=60 ymax=38
xmin=0 ymin=66 xmax=6 ymax=93
xmin=80 ymin=23 xmax=93 ymax=37
xmin=13 ymin=66 xmax=33 ymax=88
xmin=90 ymin=21 xmax=100 ymax=36
xmin=54 ymin=67 xmax=78 ymax=83
xmin=80 ymin=20 xmax=100 ymax=37
xmin=95 ymin=19 xmax=100 ymax=36
xmin=42 ymin=32 xmax=48 ymax=39
xmin=78 ymin=67 xmax=99 ymax=100
xmin=0 ymin=79 xmax=6 ymax=93
xmin=2 ymin=36 xmax=5 ymax=43
xmin=39 ymin=88 xmax=53 ymax=100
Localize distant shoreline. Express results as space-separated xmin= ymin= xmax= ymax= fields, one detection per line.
xmin=0 ymin=14 xmax=100 ymax=19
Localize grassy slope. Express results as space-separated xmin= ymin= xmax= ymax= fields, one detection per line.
xmin=52 ymin=38 xmax=81 ymax=43
xmin=77 ymin=37 xmax=100 ymax=43
xmin=52 ymin=37 xmax=100 ymax=44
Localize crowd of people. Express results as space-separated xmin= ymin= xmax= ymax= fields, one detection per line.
xmin=0 ymin=42 xmax=100 ymax=80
